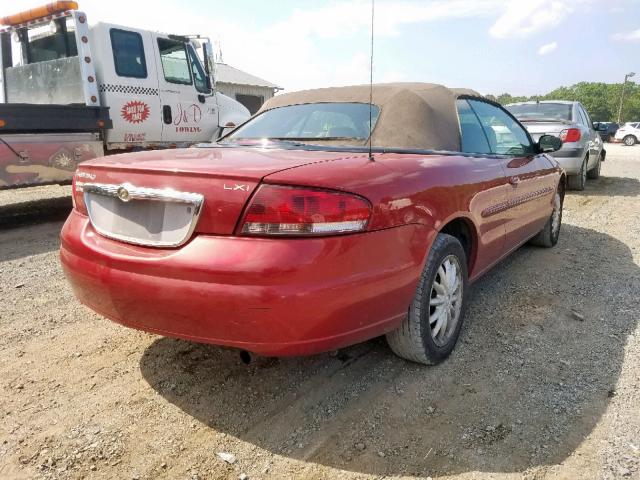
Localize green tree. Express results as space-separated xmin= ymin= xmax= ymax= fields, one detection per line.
xmin=490 ymin=81 xmax=640 ymax=123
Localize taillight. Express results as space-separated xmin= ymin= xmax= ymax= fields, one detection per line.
xmin=240 ymin=184 xmax=371 ymax=236
xmin=559 ymin=128 xmax=581 ymax=143
xmin=72 ymin=171 xmax=88 ymax=215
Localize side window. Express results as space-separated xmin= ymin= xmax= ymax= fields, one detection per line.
xmin=110 ymin=29 xmax=147 ymax=78
xmin=580 ymin=106 xmax=593 ymax=127
xmin=576 ymin=107 xmax=587 ymax=126
xmin=187 ymin=45 xmax=209 ymax=94
xmin=157 ymin=38 xmax=192 ymax=85
xmin=456 ymin=99 xmax=491 ymax=154
xmin=468 ymin=99 xmax=535 ymax=156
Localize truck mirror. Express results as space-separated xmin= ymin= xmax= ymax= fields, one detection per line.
xmin=202 ymin=40 xmax=215 ymax=87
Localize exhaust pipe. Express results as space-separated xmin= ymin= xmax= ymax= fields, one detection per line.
xmin=239 ymin=350 xmax=252 ymax=364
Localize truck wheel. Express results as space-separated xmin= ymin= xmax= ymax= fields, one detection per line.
xmin=529 ymin=188 xmax=563 ymax=248
xmin=386 ymin=234 xmax=468 ymax=365
xmin=567 ymin=156 xmax=587 ymax=190
xmin=587 ymin=152 xmax=602 ymax=179
xmin=623 ymin=135 xmax=637 ymax=146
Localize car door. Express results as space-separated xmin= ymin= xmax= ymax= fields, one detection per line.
xmin=578 ymin=104 xmax=601 ymax=168
xmin=153 ymin=35 xmax=218 ymax=144
xmin=455 ymin=99 xmax=508 ymax=274
xmin=467 ymin=99 xmax=558 ymax=248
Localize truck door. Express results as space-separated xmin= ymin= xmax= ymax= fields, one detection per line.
xmin=94 ymin=25 xmax=162 ymax=147
xmin=153 ymin=36 xmax=219 ymax=144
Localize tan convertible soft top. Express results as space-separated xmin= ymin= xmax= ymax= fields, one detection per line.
xmin=258 ymin=83 xmax=483 ymax=151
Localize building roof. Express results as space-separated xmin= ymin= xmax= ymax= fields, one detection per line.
xmin=215 ymin=63 xmax=282 ymax=90
xmin=258 ymin=83 xmax=481 ymax=151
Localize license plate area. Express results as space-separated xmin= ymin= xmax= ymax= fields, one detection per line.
xmin=83 ymin=183 xmax=204 ymax=247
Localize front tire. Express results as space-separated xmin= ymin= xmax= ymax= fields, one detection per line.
xmin=567 ymin=156 xmax=587 ymax=190
xmin=529 ymin=188 xmax=563 ymax=248
xmin=623 ymin=135 xmax=637 ymax=146
xmin=386 ymin=234 xmax=468 ymax=365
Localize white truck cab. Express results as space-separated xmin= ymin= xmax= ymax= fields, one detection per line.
xmin=90 ymin=23 xmax=249 ymax=149
xmin=0 ymin=1 xmax=250 ymax=188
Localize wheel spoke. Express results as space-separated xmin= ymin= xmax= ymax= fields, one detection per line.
xmin=430 ymin=295 xmax=445 ymax=306
xmin=429 ymin=306 xmax=443 ymax=325
xmin=431 ymin=311 xmax=444 ymax=336
xmin=436 ymin=266 xmax=447 ymax=293
xmin=438 ymin=309 xmax=449 ymax=339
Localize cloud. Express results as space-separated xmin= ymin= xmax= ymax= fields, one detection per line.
xmin=612 ymin=29 xmax=640 ymax=41
xmin=538 ymin=41 xmax=558 ymax=55
xmin=65 ymin=0 xmax=509 ymax=92
xmin=490 ymin=0 xmax=574 ymax=38
xmin=4 ymin=0 xmax=592 ymax=92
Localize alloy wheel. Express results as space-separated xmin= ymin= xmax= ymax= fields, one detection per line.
xmin=428 ymin=255 xmax=463 ymax=347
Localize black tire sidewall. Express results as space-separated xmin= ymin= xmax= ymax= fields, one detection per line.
xmin=417 ymin=236 xmax=469 ymax=362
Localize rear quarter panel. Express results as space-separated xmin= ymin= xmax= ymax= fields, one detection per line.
xmin=265 ymin=152 xmax=512 ymax=280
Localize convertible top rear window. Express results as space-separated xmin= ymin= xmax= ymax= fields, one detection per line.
xmin=225 ymin=103 xmax=380 ymax=144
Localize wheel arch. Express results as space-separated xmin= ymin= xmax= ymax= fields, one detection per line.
xmin=437 ymin=216 xmax=478 ymax=276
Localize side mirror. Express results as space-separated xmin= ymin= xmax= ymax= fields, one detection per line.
xmin=202 ymin=40 xmax=216 ymax=91
xmin=538 ymin=134 xmax=562 ymax=153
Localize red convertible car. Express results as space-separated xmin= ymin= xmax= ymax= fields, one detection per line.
xmin=60 ymin=83 xmax=564 ymax=365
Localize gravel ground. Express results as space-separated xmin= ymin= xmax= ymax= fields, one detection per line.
xmin=0 ymin=144 xmax=639 ymax=480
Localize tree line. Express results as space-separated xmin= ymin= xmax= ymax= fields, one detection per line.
xmin=486 ymin=81 xmax=640 ymax=123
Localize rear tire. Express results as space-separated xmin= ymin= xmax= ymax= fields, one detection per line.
xmin=587 ymin=152 xmax=602 ymax=179
xmin=623 ymin=135 xmax=637 ymax=146
xmin=529 ymin=188 xmax=563 ymax=248
xmin=567 ymin=156 xmax=587 ymax=190
xmin=386 ymin=234 xmax=468 ymax=365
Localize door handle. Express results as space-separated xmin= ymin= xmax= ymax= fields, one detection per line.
xmin=162 ymin=105 xmax=172 ymax=124
xmin=197 ymin=94 xmax=206 ymax=104
xmin=509 ymin=176 xmax=520 ymax=186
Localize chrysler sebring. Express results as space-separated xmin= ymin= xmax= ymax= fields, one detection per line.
xmin=60 ymin=83 xmax=564 ymax=364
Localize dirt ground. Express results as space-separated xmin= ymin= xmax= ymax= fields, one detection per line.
xmin=1 ymin=144 xmax=639 ymax=480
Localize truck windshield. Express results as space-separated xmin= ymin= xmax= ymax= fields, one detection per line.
xmin=506 ymin=103 xmax=573 ymax=121
xmin=224 ymin=103 xmax=380 ymax=143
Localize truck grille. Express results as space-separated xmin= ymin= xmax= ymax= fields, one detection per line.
xmin=83 ymin=183 xmax=204 ymax=247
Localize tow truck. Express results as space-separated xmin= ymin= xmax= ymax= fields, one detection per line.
xmin=0 ymin=1 xmax=250 ymax=188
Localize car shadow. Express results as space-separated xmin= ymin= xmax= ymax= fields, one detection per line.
xmin=139 ymin=224 xmax=639 ymax=477
xmin=0 ymin=220 xmax=65 ymax=262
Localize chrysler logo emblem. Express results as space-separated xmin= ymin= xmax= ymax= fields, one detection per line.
xmin=117 ymin=186 xmax=131 ymax=202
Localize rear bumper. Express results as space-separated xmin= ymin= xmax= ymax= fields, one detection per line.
xmin=551 ymin=146 xmax=585 ymax=175
xmin=60 ymin=211 xmax=433 ymax=356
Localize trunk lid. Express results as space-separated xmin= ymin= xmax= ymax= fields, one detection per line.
xmin=517 ymin=120 xmax=574 ymax=142
xmin=76 ymin=146 xmax=366 ymax=239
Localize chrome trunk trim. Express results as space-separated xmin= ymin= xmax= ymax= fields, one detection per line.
xmin=82 ymin=183 xmax=204 ymax=248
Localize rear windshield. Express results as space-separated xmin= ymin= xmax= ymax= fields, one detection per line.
xmin=224 ymin=102 xmax=380 ymax=144
xmin=506 ymin=103 xmax=573 ymax=121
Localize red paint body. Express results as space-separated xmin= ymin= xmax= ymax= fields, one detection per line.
xmin=60 ymin=146 xmax=562 ymax=355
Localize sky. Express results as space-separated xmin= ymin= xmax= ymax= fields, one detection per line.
xmin=5 ymin=0 xmax=640 ymax=96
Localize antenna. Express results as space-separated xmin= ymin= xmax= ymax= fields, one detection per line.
xmin=368 ymin=0 xmax=375 ymax=161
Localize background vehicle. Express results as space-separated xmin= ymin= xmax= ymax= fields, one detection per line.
xmin=61 ymin=84 xmax=564 ymax=365
xmin=593 ymin=121 xmax=619 ymax=142
xmin=0 ymin=1 xmax=250 ymax=188
xmin=506 ymin=100 xmax=605 ymax=190
xmin=614 ymin=122 xmax=640 ymax=146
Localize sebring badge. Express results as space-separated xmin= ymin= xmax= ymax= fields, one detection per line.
xmin=117 ymin=185 xmax=131 ymax=202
